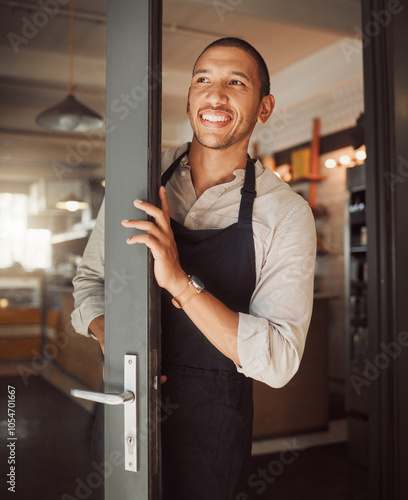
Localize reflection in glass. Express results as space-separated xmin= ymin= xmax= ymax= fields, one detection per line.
xmin=0 ymin=1 xmax=106 ymax=497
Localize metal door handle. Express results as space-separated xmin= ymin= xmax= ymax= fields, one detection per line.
xmin=70 ymin=388 xmax=134 ymax=405
xmin=70 ymin=354 xmax=139 ymax=472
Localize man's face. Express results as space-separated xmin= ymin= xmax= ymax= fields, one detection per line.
xmin=187 ymin=46 xmax=268 ymax=151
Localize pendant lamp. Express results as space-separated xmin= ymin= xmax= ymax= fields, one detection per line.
xmin=36 ymin=0 xmax=103 ymax=132
xmin=56 ymin=193 xmax=89 ymax=212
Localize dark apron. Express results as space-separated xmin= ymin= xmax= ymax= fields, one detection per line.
xmin=161 ymin=150 xmax=257 ymax=499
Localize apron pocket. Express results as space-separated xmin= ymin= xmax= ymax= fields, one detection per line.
xmin=161 ymin=363 xmax=228 ymax=466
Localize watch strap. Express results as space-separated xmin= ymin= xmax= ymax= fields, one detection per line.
xmin=171 ymin=275 xmax=204 ymax=309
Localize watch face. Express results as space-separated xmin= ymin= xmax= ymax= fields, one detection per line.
xmin=190 ymin=276 xmax=205 ymax=291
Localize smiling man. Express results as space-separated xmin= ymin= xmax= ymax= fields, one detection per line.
xmin=72 ymin=37 xmax=316 ymax=500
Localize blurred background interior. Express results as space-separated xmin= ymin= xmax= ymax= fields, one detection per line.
xmin=0 ymin=0 xmax=370 ymax=498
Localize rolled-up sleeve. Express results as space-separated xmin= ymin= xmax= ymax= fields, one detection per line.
xmin=71 ymin=199 xmax=105 ymax=337
xmin=235 ymin=203 xmax=316 ymax=388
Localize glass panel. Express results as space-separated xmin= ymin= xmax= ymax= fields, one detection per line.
xmin=0 ymin=1 xmax=106 ymax=498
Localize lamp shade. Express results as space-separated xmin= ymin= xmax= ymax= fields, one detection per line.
xmin=56 ymin=193 xmax=89 ymax=212
xmin=36 ymin=94 xmax=104 ymax=132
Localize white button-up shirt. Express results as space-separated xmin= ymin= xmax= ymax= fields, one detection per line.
xmin=71 ymin=143 xmax=316 ymax=388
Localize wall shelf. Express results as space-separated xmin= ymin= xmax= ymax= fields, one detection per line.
xmin=350 ymin=246 xmax=367 ymax=253
xmin=289 ymin=174 xmax=327 ymax=186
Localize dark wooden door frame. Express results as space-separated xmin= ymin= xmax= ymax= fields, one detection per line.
xmin=362 ymin=0 xmax=408 ymax=498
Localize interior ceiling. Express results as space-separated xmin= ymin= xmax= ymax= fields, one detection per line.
xmin=0 ymin=0 xmax=361 ymax=181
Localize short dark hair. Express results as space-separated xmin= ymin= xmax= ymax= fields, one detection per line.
xmin=193 ymin=37 xmax=270 ymax=101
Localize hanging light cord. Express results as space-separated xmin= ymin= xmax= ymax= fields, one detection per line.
xmin=68 ymin=0 xmax=74 ymax=94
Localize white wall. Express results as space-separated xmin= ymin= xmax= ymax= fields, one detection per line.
xmin=252 ymin=37 xmax=364 ymax=155
xmin=163 ymin=37 xmax=365 ymax=154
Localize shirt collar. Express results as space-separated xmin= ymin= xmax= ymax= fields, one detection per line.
xmin=179 ymin=150 xmax=264 ymax=179
xmin=233 ymin=159 xmax=264 ymax=179
xmin=180 ymin=153 xmax=190 ymax=169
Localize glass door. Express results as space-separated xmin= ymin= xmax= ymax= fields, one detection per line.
xmin=104 ymin=0 xmax=162 ymax=497
xmin=72 ymin=1 xmax=162 ymax=498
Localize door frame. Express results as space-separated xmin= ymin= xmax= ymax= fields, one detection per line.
xmin=362 ymin=1 xmax=408 ymax=498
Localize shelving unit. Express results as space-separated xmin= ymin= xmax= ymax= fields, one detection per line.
xmin=345 ymin=163 xmax=369 ymax=467
xmin=289 ymin=174 xmax=327 ymax=186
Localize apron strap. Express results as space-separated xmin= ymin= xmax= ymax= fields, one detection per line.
xmin=161 ymin=148 xmax=256 ymax=226
xmin=238 ymin=156 xmax=257 ymax=226
xmin=161 ymin=149 xmax=189 ymax=187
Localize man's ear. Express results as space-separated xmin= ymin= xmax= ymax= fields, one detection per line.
xmin=186 ymin=88 xmax=191 ymax=115
xmin=257 ymin=94 xmax=275 ymax=125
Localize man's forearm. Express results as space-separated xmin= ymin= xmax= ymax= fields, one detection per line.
xmin=89 ymin=315 xmax=105 ymax=354
xmin=184 ymin=291 xmax=240 ymax=365
xmin=167 ymin=272 xmax=240 ymax=365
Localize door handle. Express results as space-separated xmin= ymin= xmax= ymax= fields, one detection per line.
xmin=70 ymin=354 xmax=139 ymax=472
xmin=70 ymin=389 xmax=134 ymax=405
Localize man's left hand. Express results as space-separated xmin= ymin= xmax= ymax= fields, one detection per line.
xmin=121 ymin=186 xmax=188 ymax=296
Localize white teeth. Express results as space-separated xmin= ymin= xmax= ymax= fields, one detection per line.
xmin=201 ymin=114 xmax=230 ymax=123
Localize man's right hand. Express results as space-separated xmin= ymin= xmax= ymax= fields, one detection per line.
xmin=89 ymin=315 xmax=105 ymax=354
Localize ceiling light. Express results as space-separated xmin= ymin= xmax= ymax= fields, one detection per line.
xmin=324 ymin=147 xmax=366 ymax=169
xmin=339 ymin=155 xmax=351 ymax=165
xmin=325 ymin=159 xmax=337 ymax=169
xmin=35 ymin=0 xmax=103 ymax=132
xmin=0 ymin=298 xmax=9 ymax=309
xmin=36 ymin=94 xmax=103 ymax=132
xmin=356 ymin=150 xmax=367 ymax=161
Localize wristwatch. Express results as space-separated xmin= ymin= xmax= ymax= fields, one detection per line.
xmin=171 ymin=275 xmax=205 ymax=309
